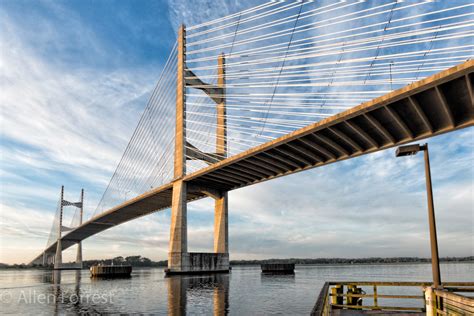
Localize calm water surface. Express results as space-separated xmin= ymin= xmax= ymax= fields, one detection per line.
xmin=0 ymin=263 xmax=472 ymax=315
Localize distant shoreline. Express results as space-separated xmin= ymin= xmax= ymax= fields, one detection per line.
xmin=229 ymin=257 xmax=474 ymax=266
xmin=1 ymin=256 xmax=472 ymax=269
xmin=233 ymin=260 xmax=474 ymax=267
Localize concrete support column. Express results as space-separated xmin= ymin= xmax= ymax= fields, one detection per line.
xmin=54 ymin=239 xmax=62 ymax=269
xmin=214 ymin=192 xmax=228 ymax=254
xmin=168 ymin=180 xmax=188 ymax=271
xmin=76 ymin=243 xmax=83 ymax=269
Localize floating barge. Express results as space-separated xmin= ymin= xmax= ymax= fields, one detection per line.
xmin=90 ymin=264 xmax=132 ymax=277
xmin=311 ymin=281 xmax=474 ymax=315
xmin=261 ymin=263 xmax=295 ymax=274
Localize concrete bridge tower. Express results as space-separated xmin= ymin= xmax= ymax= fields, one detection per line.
xmin=53 ymin=186 xmax=64 ymax=269
xmin=167 ymin=25 xmax=229 ymax=274
xmin=50 ymin=186 xmax=84 ymax=270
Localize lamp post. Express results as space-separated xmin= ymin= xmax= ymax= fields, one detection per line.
xmin=396 ymin=143 xmax=441 ymax=288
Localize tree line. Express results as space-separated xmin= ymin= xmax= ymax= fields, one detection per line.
xmin=1 ymin=256 xmax=472 ymax=269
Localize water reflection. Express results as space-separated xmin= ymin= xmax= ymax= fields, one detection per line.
xmin=38 ymin=270 xmax=87 ymax=315
xmin=71 ymin=270 xmax=82 ymax=314
xmin=0 ymin=264 xmax=471 ymax=314
xmin=167 ymin=274 xmax=230 ymax=315
xmin=42 ymin=270 xmax=230 ymax=315
xmin=52 ymin=270 xmax=61 ymax=315
xmin=89 ymin=274 xmax=131 ymax=282
xmin=38 ymin=270 xmax=54 ymax=284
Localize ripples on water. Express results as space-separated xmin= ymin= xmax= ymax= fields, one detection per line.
xmin=0 ymin=263 xmax=472 ymax=315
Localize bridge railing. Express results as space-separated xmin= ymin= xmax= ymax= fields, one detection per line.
xmin=311 ymin=281 xmax=474 ymax=315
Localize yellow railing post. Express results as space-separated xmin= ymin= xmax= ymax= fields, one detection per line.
xmin=373 ymin=285 xmax=378 ymax=308
xmin=331 ymin=285 xmax=343 ymax=307
xmin=424 ymin=286 xmax=437 ymax=316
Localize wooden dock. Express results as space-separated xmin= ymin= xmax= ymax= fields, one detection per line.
xmin=311 ymin=281 xmax=474 ymax=316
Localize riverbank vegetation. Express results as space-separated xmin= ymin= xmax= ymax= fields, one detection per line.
xmin=1 ymin=256 xmax=472 ymax=269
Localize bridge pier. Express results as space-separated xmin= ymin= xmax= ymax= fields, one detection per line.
xmin=42 ymin=252 xmax=53 ymax=266
xmin=166 ymin=182 xmax=229 ymax=274
xmin=76 ymin=242 xmax=83 ymax=269
xmin=46 ymin=253 xmax=54 ymax=267
xmin=214 ymin=192 xmax=228 ymax=254
xmin=46 ymin=254 xmax=52 ymax=265
xmin=54 ymin=238 xmax=62 ymax=269
xmin=168 ymin=180 xmax=188 ymax=272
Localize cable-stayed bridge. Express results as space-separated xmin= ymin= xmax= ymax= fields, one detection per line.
xmin=30 ymin=1 xmax=474 ymax=273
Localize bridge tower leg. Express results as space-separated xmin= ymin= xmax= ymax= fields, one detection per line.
xmin=168 ymin=24 xmax=189 ymax=273
xmin=214 ymin=193 xmax=228 ymax=253
xmin=214 ymin=53 xmax=229 ymax=260
xmin=75 ymin=189 xmax=84 ymax=269
xmin=54 ymin=186 xmax=64 ymax=270
xmin=167 ymin=25 xmax=229 ymax=274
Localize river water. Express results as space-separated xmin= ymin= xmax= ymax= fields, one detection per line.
xmin=0 ymin=263 xmax=472 ymax=315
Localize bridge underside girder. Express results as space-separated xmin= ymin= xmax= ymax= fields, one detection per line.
xmin=31 ymin=61 xmax=473 ymax=265
xmin=188 ymin=62 xmax=473 ymax=192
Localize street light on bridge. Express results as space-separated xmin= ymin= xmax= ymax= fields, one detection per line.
xmin=396 ymin=143 xmax=441 ymax=288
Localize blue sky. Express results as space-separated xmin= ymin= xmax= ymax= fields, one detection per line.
xmin=0 ymin=0 xmax=473 ymax=264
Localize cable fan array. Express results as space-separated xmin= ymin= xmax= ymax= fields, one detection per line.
xmin=183 ymin=0 xmax=473 ymax=173
xmin=91 ymin=0 xmax=473 ymax=219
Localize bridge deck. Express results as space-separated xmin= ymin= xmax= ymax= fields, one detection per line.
xmin=32 ymin=61 xmax=473 ymax=263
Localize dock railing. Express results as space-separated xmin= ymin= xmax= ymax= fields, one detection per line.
xmin=427 ymin=286 xmax=474 ymax=315
xmin=311 ymin=281 xmax=474 ymax=316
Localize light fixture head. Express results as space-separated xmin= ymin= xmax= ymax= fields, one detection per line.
xmin=395 ymin=144 xmax=422 ymax=157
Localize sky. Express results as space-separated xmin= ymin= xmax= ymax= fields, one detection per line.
xmin=0 ymin=0 xmax=473 ymax=264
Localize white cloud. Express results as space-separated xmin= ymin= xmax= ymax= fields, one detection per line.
xmin=0 ymin=3 xmax=162 ymax=263
xmin=226 ymin=129 xmax=474 ymax=259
